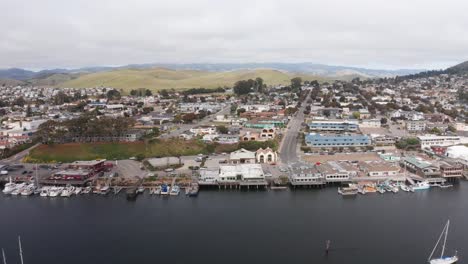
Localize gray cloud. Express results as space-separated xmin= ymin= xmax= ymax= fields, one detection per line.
xmin=1 ymin=0 xmax=468 ymax=70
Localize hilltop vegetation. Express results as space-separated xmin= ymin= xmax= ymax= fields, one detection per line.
xmin=58 ymin=68 xmax=329 ymax=92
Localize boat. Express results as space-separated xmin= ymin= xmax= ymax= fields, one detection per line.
xmin=188 ymin=183 xmax=199 ymax=197
xmin=11 ymin=183 xmax=26 ymax=196
xmin=40 ymin=187 xmax=50 ymax=197
xmin=126 ymin=187 xmax=137 ymax=200
xmin=400 ymin=184 xmax=411 ymax=192
xmin=413 ymin=181 xmax=431 ymax=191
xmin=61 ymin=186 xmax=75 ymax=197
xmin=2 ymin=178 xmax=16 ymax=194
xmin=338 ymin=185 xmax=358 ymax=196
xmin=20 ymin=184 xmax=34 ymax=196
xmin=154 ymin=185 xmax=161 ymax=195
xmin=74 ymin=187 xmax=83 ymax=195
xmin=113 ymin=186 xmax=122 ymax=195
xmin=428 ymin=220 xmax=458 ymax=264
xmin=363 ymin=185 xmax=377 ymax=193
xmin=439 ymin=183 xmax=454 ymax=189
xmin=83 ymin=186 xmax=92 ymax=194
xmin=170 ymin=185 xmax=180 ymax=196
xmin=100 ymin=185 xmax=111 ymax=195
xmin=136 ymin=186 xmax=145 ymax=194
xmin=160 ymin=184 xmax=169 ymax=195
xmin=48 ymin=186 xmax=63 ymax=197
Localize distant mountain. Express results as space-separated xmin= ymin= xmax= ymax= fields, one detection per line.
xmin=0 ymin=62 xmax=426 ymax=82
xmin=0 ymin=68 xmax=37 ymax=80
xmin=446 ymin=60 xmax=468 ymax=74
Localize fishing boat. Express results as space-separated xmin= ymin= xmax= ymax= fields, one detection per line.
xmin=338 ymin=184 xmax=358 ymax=196
xmin=61 ymin=185 xmax=75 ymax=197
xmin=188 ymin=183 xmax=199 ymax=197
xmin=413 ymin=181 xmax=430 ymax=191
xmin=439 ymin=183 xmax=454 ymax=189
xmin=428 ymin=220 xmax=458 ymax=264
xmin=170 ymin=185 xmax=180 ymax=196
xmin=363 ymin=184 xmax=377 ymax=193
xmin=160 ymin=184 xmax=169 ymax=195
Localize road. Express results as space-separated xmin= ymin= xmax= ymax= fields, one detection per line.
xmin=0 ymin=143 xmax=40 ymax=164
xmin=160 ymin=104 xmax=231 ymax=138
xmin=279 ymin=95 xmax=310 ymax=165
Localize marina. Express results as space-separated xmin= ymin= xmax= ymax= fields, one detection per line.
xmin=0 ymin=182 xmax=467 ymax=264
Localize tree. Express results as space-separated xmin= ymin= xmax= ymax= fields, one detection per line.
xmin=380 ymin=118 xmax=388 ymax=125
xmin=145 ymin=89 xmax=153 ymax=96
xmin=217 ymin=125 xmax=229 ymax=134
xmin=352 ymin=112 xmax=361 ymax=119
xmin=233 ymin=79 xmax=254 ymax=95
xmin=159 ymin=89 xmax=169 ymax=98
xmin=106 ymin=89 xmax=121 ymax=100
xmin=182 ymin=113 xmax=197 ymax=123
xmin=130 ymin=90 xmax=138 ymax=96
xmin=290 ymin=77 xmax=302 ymax=91
xmin=255 ymin=77 xmax=264 ymax=93
xmin=26 ymin=104 xmax=32 ymax=117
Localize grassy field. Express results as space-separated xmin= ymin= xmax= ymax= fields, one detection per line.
xmin=26 ymin=139 xmax=210 ymax=163
xmin=58 ymin=68 xmax=331 ymax=92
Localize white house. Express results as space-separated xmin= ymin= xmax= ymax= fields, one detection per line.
xmin=256 ymin=148 xmax=278 ymax=164
xmin=229 ymin=148 xmax=256 ymax=164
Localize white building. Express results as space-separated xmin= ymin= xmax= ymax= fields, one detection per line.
xmin=406 ymin=120 xmax=426 ymax=132
xmin=418 ymin=135 xmax=461 ymax=149
xmin=219 ymin=164 xmax=265 ymax=182
xmin=189 ymin=126 xmax=217 ymax=135
xmin=229 ymin=148 xmax=256 ymax=164
xmin=446 ymin=146 xmax=468 ymax=162
xmin=360 ymin=119 xmax=381 ymax=128
xmin=256 ymin=148 xmax=278 ymax=164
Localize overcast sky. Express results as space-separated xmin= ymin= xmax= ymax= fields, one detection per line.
xmin=1 ymin=0 xmax=468 ymax=70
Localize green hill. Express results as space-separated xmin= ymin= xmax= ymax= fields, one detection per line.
xmin=58 ymin=68 xmax=330 ymax=92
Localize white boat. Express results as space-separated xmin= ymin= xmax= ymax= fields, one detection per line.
xmin=160 ymin=184 xmax=169 ymax=195
xmin=48 ymin=186 xmax=63 ymax=197
xmin=20 ymin=184 xmax=34 ymax=196
xmin=136 ymin=186 xmax=145 ymax=194
xmin=2 ymin=178 xmax=16 ymax=194
xmin=83 ymin=186 xmax=92 ymax=194
xmin=11 ymin=183 xmax=26 ymax=196
xmin=113 ymin=186 xmax=122 ymax=195
xmin=154 ymin=186 xmax=161 ymax=195
xmin=74 ymin=187 xmax=83 ymax=195
xmin=428 ymin=220 xmax=458 ymax=264
xmin=40 ymin=187 xmax=50 ymax=197
xmin=61 ymin=186 xmax=75 ymax=197
xmin=338 ymin=185 xmax=358 ymax=196
xmin=439 ymin=183 xmax=454 ymax=189
xmin=413 ymin=181 xmax=430 ymax=191
xmin=400 ymin=184 xmax=411 ymax=192
xmin=170 ymin=185 xmax=180 ymax=196
xmin=100 ymin=185 xmax=111 ymax=195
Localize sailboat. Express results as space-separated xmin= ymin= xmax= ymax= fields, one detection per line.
xmin=428 ymin=220 xmax=458 ymax=264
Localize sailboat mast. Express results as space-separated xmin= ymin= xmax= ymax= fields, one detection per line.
xmin=441 ymin=220 xmax=450 ymax=258
xmin=18 ymin=236 xmax=24 ymax=264
xmin=428 ymin=221 xmax=447 ymax=261
xmin=2 ymin=248 xmax=7 ymax=264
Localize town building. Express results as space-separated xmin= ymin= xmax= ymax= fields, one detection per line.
xmin=229 ymin=148 xmax=256 ymax=164
xmin=400 ymin=156 xmax=441 ymax=178
xmin=256 ymin=148 xmax=278 ymax=164
xmin=308 ymin=120 xmax=359 ymax=132
xmin=305 ymin=133 xmax=371 ymax=148
xmin=418 ymin=135 xmax=461 ymax=149
xmin=288 ymin=163 xmax=325 ymax=186
xmin=406 ymin=120 xmax=427 ymax=132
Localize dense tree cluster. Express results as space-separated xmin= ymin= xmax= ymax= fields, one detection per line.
xmin=37 ymin=114 xmax=135 ymax=143
xmin=182 ymin=87 xmax=225 ymax=95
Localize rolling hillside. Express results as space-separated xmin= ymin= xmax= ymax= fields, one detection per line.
xmin=58 ymin=68 xmax=331 ymax=91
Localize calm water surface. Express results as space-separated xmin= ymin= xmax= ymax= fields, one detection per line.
xmin=1 ymin=183 xmax=467 ymax=264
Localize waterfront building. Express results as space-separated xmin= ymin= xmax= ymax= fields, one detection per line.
xmin=445 ymin=145 xmax=468 ymax=161
xmin=305 ymin=133 xmax=371 ymax=148
xmin=400 ymin=156 xmax=441 ymax=178
xmin=218 ymin=164 xmax=265 ymax=182
xmin=288 ymin=163 xmax=325 ymax=186
xmin=358 ymin=161 xmax=400 ymax=177
xmin=439 ymin=161 xmax=463 ymax=179
xmin=308 ymin=120 xmax=359 ymax=132
xmin=316 ymin=161 xmax=358 ymax=182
